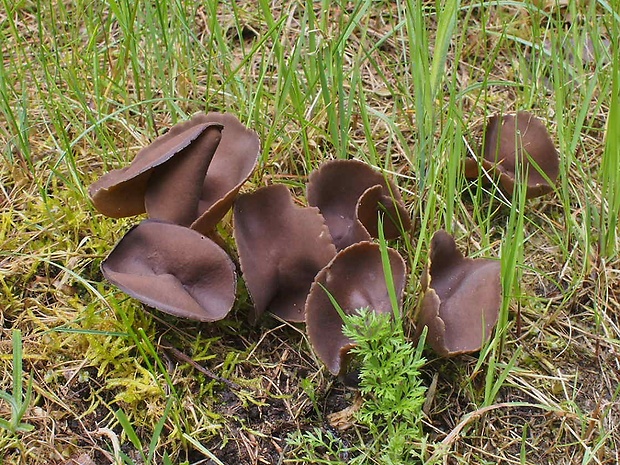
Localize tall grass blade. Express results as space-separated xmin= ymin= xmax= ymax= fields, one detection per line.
xmin=430 ymin=0 xmax=460 ymax=100
xmin=0 ymin=330 xmax=34 ymax=434
xmin=147 ymin=397 xmax=173 ymax=464
xmin=599 ymin=38 xmax=620 ymax=259
xmin=377 ymin=216 xmax=401 ymax=320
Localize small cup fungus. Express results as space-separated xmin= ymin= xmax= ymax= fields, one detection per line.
xmin=89 ymin=118 xmax=223 ymax=219
xmin=305 ymin=242 xmax=406 ymax=376
xmin=89 ymin=112 xmax=260 ymax=235
xmin=464 ymin=111 xmax=559 ymax=198
xmin=415 ymin=230 xmax=502 ymax=356
xmin=102 ymin=220 xmax=237 ymax=322
xmin=307 ymin=159 xmax=412 ymax=250
xmin=233 ymin=184 xmax=337 ymax=323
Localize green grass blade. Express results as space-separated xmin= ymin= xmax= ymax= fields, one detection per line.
xmin=376 ymin=216 xmax=401 ymax=321
xmin=147 ymin=396 xmax=173 ymax=463
xmin=430 ymin=0 xmax=460 ymax=100
xmin=115 ymin=408 xmax=146 ymax=463
xmin=599 ymin=38 xmax=620 ymax=259
xmin=182 ymin=434 xmax=226 ymax=465
xmin=0 ymin=390 xmax=19 ymax=412
xmin=12 ymin=330 xmax=24 ymax=410
xmin=318 ymin=283 xmax=349 ymax=323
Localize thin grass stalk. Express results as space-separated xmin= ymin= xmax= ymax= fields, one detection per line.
xmin=402 ymin=0 xmax=432 ymax=184
xmin=599 ymin=37 xmax=620 ymax=260
xmin=377 ymin=216 xmax=400 ymax=321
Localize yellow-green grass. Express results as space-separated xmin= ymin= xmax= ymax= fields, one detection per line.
xmin=1 ymin=0 xmax=619 ymax=463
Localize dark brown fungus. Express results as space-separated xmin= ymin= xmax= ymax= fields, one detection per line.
xmin=356 ymin=184 xmax=408 ymax=239
xmin=233 ymin=184 xmax=337 ymax=323
xmin=414 ymin=230 xmax=501 ymax=356
xmin=89 ymin=116 xmax=223 ymax=219
xmin=305 ymin=242 xmax=406 ymax=376
xmin=89 ymin=112 xmax=260 ymax=235
xmin=307 ymin=159 xmax=412 ymax=250
xmin=465 ymin=111 xmax=559 ymax=198
xmin=145 ymin=125 xmax=222 ymax=227
xmin=190 ymin=112 xmax=261 ymax=235
xmin=102 ymin=220 xmax=236 ymax=322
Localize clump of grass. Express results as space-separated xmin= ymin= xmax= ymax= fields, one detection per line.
xmin=0 ymin=330 xmax=34 ymax=463
xmin=0 ymin=330 xmax=34 ymax=435
xmin=599 ymin=39 xmax=620 ymax=260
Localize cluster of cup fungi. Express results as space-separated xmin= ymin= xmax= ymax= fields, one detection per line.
xmin=90 ymin=110 xmax=559 ymax=378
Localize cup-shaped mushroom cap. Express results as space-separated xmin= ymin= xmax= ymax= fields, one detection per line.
xmin=89 ymin=117 xmax=223 ymax=218
xmin=233 ymin=184 xmax=337 ymax=323
xmin=356 ymin=184 xmax=409 ymax=239
xmin=307 ymin=159 xmax=412 ymax=250
xmin=466 ymin=111 xmax=559 ymax=198
xmin=305 ymin=242 xmax=406 ymax=376
xmin=102 ymin=220 xmax=236 ymax=322
xmin=415 ymin=230 xmax=502 ymax=356
xmin=190 ymin=112 xmax=261 ymax=235
xmin=145 ymin=125 xmax=222 ymax=227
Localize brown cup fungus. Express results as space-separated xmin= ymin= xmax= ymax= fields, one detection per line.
xmin=233 ymin=184 xmax=337 ymax=323
xmin=190 ymin=112 xmax=261 ymax=235
xmin=305 ymin=242 xmax=406 ymax=376
xmin=415 ymin=230 xmax=501 ymax=356
xmin=91 ymin=112 xmax=261 ymax=321
xmin=307 ymin=159 xmax=412 ymax=250
xmin=89 ymin=119 xmax=223 ymax=219
xmin=464 ymin=111 xmax=559 ymax=198
xmin=102 ymin=220 xmax=237 ymax=322
xmin=89 ymin=112 xmax=260 ymax=235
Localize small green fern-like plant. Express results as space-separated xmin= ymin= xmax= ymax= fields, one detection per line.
xmin=342 ymin=308 xmax=428 ymax=464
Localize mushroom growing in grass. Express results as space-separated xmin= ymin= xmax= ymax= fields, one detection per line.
xmin=190 ymin=112 xmax=261 ymax=235
xmin=464 ymin=111 xmax=559 ymax=198
xmin=307 ymin=159 xmax=412 ymax=250
xmin=89 ymin=117 xmax=223 ymax=219
xmin=233 ymin=184 xmax=337 ymax=323
xmin=414 ymin=230 xmax=502 ymax=356
xmin=89 ymin=112 xmax=260 ymax=235
xmin=305 ymin=242 xmax=406 ymax=376
xmin=102 ymin=220 xmax=237 ymax=322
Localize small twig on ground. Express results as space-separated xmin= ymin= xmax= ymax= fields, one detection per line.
xmin=160 ymin=344 xmax=241 ymax=391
